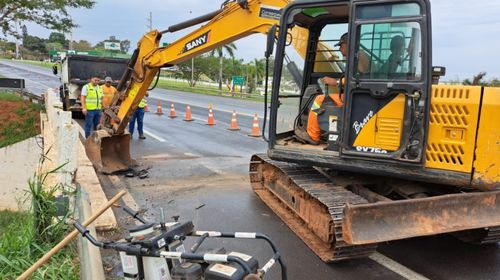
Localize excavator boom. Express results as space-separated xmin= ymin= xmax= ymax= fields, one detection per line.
xmin=85 ymin=0 xmax=296 ymax=173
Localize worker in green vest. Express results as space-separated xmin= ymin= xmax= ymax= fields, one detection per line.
xmin=81 ymin=75 xmax=103 ymax=138
xmin=129 ymin=93 xmax=148 ymax=140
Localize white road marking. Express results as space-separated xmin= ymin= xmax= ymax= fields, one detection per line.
xmin=369 ymin=252 xmax=430 ymax=280
xmin=143 ymin=129 xmax=167 ymax=142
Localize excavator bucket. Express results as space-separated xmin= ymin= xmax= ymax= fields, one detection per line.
xmin=84 ymin=130 xmax=132 ymax=174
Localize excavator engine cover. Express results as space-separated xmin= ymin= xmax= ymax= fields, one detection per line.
xmin=85 ymin=130 xmax=132 ymax=174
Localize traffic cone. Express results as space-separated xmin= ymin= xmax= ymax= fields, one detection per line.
xmin=156 ymin=101 xmax=163 ymax=115
xmin=169 ymin=103 xmax=177 ymax=118
xmin=144 ymin=104 xmax=150 ymax=112
xmin=184 ymin=105 xmax=194 ymax=121
xmin=228 ymin=110 xmax=240 ymax=131
xmin=206 ymin=108 xmax=216 ymax=125
xmin=249 ymin=114 xmax=261 ymax=137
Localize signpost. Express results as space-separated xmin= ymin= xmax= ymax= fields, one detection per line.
xmin=232 ymin=76 xmax=245 ymax=93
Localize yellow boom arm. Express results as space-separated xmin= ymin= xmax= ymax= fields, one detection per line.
xmin=109 ymin=0 xmax=294 ymax=134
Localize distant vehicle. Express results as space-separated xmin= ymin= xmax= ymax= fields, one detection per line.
xmin=55 ymin=54 xmax=128 ymax=118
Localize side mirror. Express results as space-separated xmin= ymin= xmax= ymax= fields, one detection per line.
xmin=52 ymin=65 xmax=58 ymax=75
xmin=265 ymin=24 xmax=277 ymax=58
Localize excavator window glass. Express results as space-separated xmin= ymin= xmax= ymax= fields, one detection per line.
xmin=356 ymin=3 xmax=421 ymax=20
xmin=313 ymin=23 xmax=348 ymax=74
xmin=275 ymin=26 xmax=308 ymax=134
xmin=354 ymin=21 xmax=422 ymax=80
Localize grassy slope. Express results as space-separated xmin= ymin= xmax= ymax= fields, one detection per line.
xmin=0 ymin=210 xmax=79 ymax=279
xmin=0 ymin=92 xmax=42 ymax=148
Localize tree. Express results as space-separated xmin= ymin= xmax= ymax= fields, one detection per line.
xmin=22 ymin=35 xmax=46 ymax=53
xmin=176 ymin=55 xmax=217 ymax=87
xmin=0 ymin=0 xmax=95 ymax=38
xmin=48 ymin=32 xmax=68 ymax=48
xmin=210 ymin=43 xmax=237 ymax=90
xmin=248 ymin=58 xmax=265 ymax=93
xmin=120 ymin=39 xmax=131 ymax=53
xmin=72 ymin=40 xmax=92 ymax=51
xmin=45 ymin=42 xmax=64 ymax=52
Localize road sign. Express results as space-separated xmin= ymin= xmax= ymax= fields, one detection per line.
xmin=104 ymin=42 xmax=121 ymax=51
xmin=232 ymin=76 xmax=245 ymax=86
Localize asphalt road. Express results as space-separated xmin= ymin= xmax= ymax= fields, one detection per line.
xmin=2 ymin=60 xmax=499 ymax=280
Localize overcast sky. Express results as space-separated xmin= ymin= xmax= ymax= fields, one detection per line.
xmin=25 ymin=0 xmax=500 ymax=80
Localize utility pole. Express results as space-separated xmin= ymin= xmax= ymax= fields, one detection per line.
xmin=147 ymin=12 xmax=153 ymax=31
xmin=191 ymin=58 xmax=194 ymax=86
xmin=15 ymin=21 xmax=20 ymax=59
xmin=69 ymin=32 xmax=73 ymax=50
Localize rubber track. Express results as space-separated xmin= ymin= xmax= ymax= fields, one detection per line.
xmin=250 ymin=154 xmax=377 ymax=262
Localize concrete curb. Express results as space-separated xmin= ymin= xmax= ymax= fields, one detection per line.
xmin=76 ymin=185 xmax=105 ymax=280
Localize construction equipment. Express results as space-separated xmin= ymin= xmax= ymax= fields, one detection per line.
xmin=85 ymin=0 xmax=298 ymax=173
xmin=85 ymin=0 xmax=500 ymax=262
xmin=250 ymin=0 xmax=500 ymax=261
xmin=75 ymin=206 xmax=286 ymax=280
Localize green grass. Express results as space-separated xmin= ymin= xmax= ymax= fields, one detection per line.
xmin=156 ymin=79 xmax=265 ymax=102
xmin=0 ymin=91 xmax=42 ymax=148
xmin=0 ymin=158 xmax=79 ymax=279
xmin=0 ymin=211 xmax=79 ymax=279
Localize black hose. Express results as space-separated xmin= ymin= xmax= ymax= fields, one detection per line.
xmin=148 ymin=69 xmax=161 ymax=91
xmin=160 ymin=9 xmax=223 ymax=34
xmin=117 ymin=48 xmax=139 ymax=92
xmin=262 ymin=57 xmax=270 ymax=142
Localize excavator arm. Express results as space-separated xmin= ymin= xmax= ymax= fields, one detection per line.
xmin=86 ymin=0 xmax=296 ymax=173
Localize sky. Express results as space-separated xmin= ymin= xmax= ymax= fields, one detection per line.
xmin=24 ymin=0 xmax=500 ymax=80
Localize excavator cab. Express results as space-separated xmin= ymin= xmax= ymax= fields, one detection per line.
xmin=269 ymin=0 xmax=431 ymax=170
xmin=251 ymin=0 xmax=500 ymax=262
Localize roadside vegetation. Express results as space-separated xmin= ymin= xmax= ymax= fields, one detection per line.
xmin=0 ymin=161 xmax=78 ymax=279
xmin=0 ymin=91 xmax=43 ymax=148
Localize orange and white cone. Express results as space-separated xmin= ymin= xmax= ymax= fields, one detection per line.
xmin=249 ymin=114 xmax=261 ymax=137
xmin=144 ymin=104 xmax=150 ymax=112
xmin=184 ymin=105 xmax=194 ymax=122
xmin=228 ymin=110 xmax=240 ymax=131
xmin=206 ymin=108 xmax=216 ymax=125
xmin=156 ymin=101 xmax=163 ymax=115
xmin=169 ymin=103 xmax=177 ymax=118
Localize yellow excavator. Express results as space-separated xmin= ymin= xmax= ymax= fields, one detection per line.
xmin=86 ymin=0 xmax=500 ymax=262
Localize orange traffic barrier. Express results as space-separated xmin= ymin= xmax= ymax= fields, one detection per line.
xmin=206 ymin=108 xmax=216 ymax=125
xmin=144 ymin=104 xmax=150 ymax=112
xmin=169 ymin=103 xmax=177 ymax=118
xmin=156 ymin=101 xmax=163 ymax=115
xmin=228 ymin=110 xmax=240 ymax=131
xmin=184 ymin=105 xmax=194 ymax=122
xmin=249 ymin=114 xmax=261 ymax=137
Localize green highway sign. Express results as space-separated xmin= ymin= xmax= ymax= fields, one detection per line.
xmin=232 ymin=76 xmax=245 ymax=86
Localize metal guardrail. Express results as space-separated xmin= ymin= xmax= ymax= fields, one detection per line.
xmin=0 ymin=77 xmax=45 ymax=105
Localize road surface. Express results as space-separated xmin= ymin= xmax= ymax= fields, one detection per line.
xmin=1 ymin=59 xmax=499 ymax=280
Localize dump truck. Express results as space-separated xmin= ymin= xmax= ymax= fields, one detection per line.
xmin=84 ymin=0 xmax=500 ymax=262
xmin=58 ymin=54 xmax=128 ymax=117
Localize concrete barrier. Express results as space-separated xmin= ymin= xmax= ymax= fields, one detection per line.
xmin=42 ymin=88 xmax=119 ymax=279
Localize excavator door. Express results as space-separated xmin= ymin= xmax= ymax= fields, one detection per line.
xmin=341 ymin=0 xmax=431 ymax=164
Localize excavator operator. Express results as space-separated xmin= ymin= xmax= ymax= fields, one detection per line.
xmin=305 ymin=32 xmax=370 ymax=144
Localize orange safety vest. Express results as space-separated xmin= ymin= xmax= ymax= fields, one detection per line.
xmin=101 ymin=85 xmax=117 ymax=108
xmin=307 ymin=93 xmax=343 ymax=142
